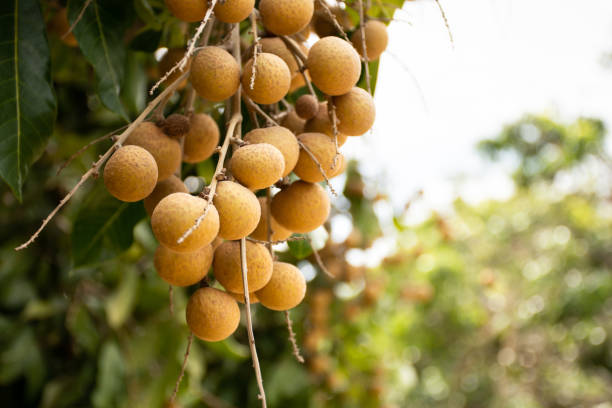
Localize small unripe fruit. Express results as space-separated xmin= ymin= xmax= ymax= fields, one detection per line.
xmin=190 ymin=47 xmax=240 ymax=102
xmin=229 ymin=143 xmax=285 ymax=190
xmin=154 ymin=244 xmax=213 ymax=286
xmin=259 ymin=0 xmax=314 ymax=36
xmin=243 ymin=126 xmax=299 ymax=177
xmin=250 ymin=197 xmax=292 ymax=242
xmin=186 ymin=287 xmax=240 ymax=342
xmin=125 ymin=122 xmax=181 ymax=181
xmin=183 ymin=113 xmax=220 ymax=163
xmin=307 ymin=36 xmax=361 ymax=96
xmin=280 ymin=110 xmax=305 ymax=135
xmin=271 ymin=181 xmax=330 ymax=232
xmin=158 ymin=49 xmax=190 ymax=89
xmin=213 ymin=241 xmax=273 ymax=293
xmin=304 ymin=102 xmax=348 ymax=146
xmin=144 ymin=175 xmax=189 ymax=216
xmin=295 ymin=95 xmax=319 ymax=120
xmin=332 ymin=87 xmax=375 ymax=136
xmin=351 ymin=20 xmax=389 ymax=61
xmin=229 ymin=291 xmax=260 ymax=304
xmin=294 ymin=133 xmax=337 ymax=183
xmin=242 ymin=53 xmax=291 ymax=104
xmin=213 ymin=181 xmax=261 ymax=240
xmin=151 ymin=193 xmax=220 ymax=252
xmin=213 ymin=0 xmax=254 ymax=23
xmin=104 ymin=146 xmax=158 ymax=202
xmin=165 ymin=0 xmax=207 ymax=22
xmin=256 ymin=262 xmax=306 ymax=311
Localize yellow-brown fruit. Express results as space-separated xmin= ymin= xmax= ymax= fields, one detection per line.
xmin=229 ymin=143 xmax=285 ymax=190
xmin=307 ymin=36 xmax=361 ymax=96
xmin=351 ymin=20 xmax=389 ymax=61
xmin=228 ymin=291 xmax=260 ymax=304
xmin=289 ymin=71 xmax=306 ymax=93
xmin=213 ymin=241 xmax=273 ymax=293
xmin=154 ymin=244 xmax=213 ymax=286
xmin=212 ymin=236 xmax=224 ymax=251
xmin=304 ymin=102 xmax=348 ymax=146
xmin=311 ymin=7 xmax=354 ymax=39
xmin=213 ymin=181 xmax=261 ymax=240
xmin=104 ymin=146 xmax=158 ymax=202
xmin=330 ymin=153 xmax=346 ymax=178
xmin=190 ymin=47 xmax=240 ymax=102
xmin=293 ymin=24 xmax=311 ymax=42
xmin=256 ymin=262 xmax=306 ymax=311
xmin=294 ymin=133 xmax=336 ymax=183
xmin=151 ymin=193 xmax=220 ymax=252
xmin=271 ymin=181 xmax=330 ymax=232
xmin=50 ymin=9 xmax=78 ymax=47
xmin=259 ymin=37 xmax=299 ymax=76
xmin=295 ymin=94 xmax=319 ymax=120
xmin=243 ymin=126 xmax=299 ymax=177
xmin=333 ymin=86 xmax=376 ymax=135
xmin=125 ymin=122 xmax=181 ymax=181
xmin=259 ymin=0 xmax=314 ymax=36
xmin=281 ymin=110 xmax=305 ymax=135
xmin=158 ymin=49 xmax=190 ymax=89
xmin=242 ymin=53 xmax=291 ymax=104
xmin=183 ymin=113 xmax=220 ymax=163
xmin=165 ymin=0 xmax=207 ymax=22
xmin=144 ymin=175 xmax=189 ymax=216
xmin=213 ymin=0 xmax=254 ymax=23
xmin=250 ymin=197 xmax=293 ymax=242
xmin=186 ymin=287 xmax=240 ymax=342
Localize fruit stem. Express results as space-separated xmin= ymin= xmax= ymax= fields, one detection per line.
xmin=169 ymin=332 xmax=194 ymax=404
xmin=249 ymin=12 xmax=260 ymax=91
xmin=326 ymin=95 xmax=341 ymax=168
xmin=285 ymin=310 xmax=305 ymax=363
xmin=315 ymin=0 xmax=350 ymax=42
xmin=279 ymin=36 xmax=317 ymax=97
xmin=357 ymin=0 xmax=372 ymax=94
xmin=243 ymin=95 xmax=279 ymax=126
xmin=434 ymin=0 xmax=455 ymax=47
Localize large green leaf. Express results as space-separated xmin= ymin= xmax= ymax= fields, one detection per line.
xmin=0 ymin=0 xmax=57 ymax=201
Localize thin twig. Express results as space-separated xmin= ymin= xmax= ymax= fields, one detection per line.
xmin=357 ymin=0 xmax=372 ymax=94
xmin=326 ymin=96 xmax=340 ymax=168
xmin=169 ymin=285 xmax=174 ymax=315
xmin=285 ymin=310 xmax=305 ymax=363
xmin=297 ymin=140 xmax=337 ymax=196
xmin=308 ymin=236 xmax=335 ymax=279
xmin=62 ymin=0 xmax=92 ymax=39
xmin=434 ymin=0 xmax=454 ymax=47
xmin=315 ymin=0 xmax=350 ymax=42
xmin=280 ymin=36 xmax=317 ymax=97
xmin=243 ymin=95 xmax=279 ymax=126
xmin=265 ymin=188 xmax=273 ymax=255
xmin=249 ymin=12 xmax=260 ymax=91
xmin=246 ymin=236 xmax=304 ymax=245
xmin=169 ymin=332 xmax=194 ymax=404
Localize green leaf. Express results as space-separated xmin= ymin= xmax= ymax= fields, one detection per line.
xmin=92 ymin=342 xmax=126 ymax=408
xmin=68 ymin=0 xmax=131 ymax=121
xmin=0 ymin=0 xmax=57 ymax=200
xmin=105 ymin=269 xmax=139 ymax=329
xmin=288 ymin=238 xmax=313 ymax=260
xmin=71 ymin=184 xmax=146 ymax=267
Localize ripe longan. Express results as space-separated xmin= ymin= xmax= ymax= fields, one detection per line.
xmin=158 ymin=49 xmax=190 ymax=89
xmin=256 ymin=262 xmax=306 ymax=311
xmin=229 ymin=143 xmax=285 ymax=190
xmin=144 ymin=175 xmax=189 ymax=216
xmin=213 ymin=0 xmax=254 ymax=23
xmin=294 ymin=132 xmax=337 ymax=183
xmin=281 ymin=110 xmax=305 ymax=135
xmin=151 ymin=192 xmax=219 ymax=252
xmin=243 ymin=126 xmax=299 ymax=177
xmin=289 ymin=70 xmax=308 ymax=93
xmin=258 ymin=37 xmax=299 ymax=76
xmin=183 ymin=113 xmax=220 ymax=163
xmin=154 ymin=244 xmax=213 ymax=286
xmin=351 ymin=20 xmax=389 ymax=61
xmin=190 ymin=47 xmax=240 ymax=102
xmin=186 ymin=287 xmax=240 ymax=342
xmin=229 ymin=291 xmax=260 ymax=304
xmin=303 ymin=102 xmax=348 ymax=146
xmin=213 ymin=241 xmax=273 ymax=293
xmin=104 ymin=146 xmax=158 ymax=202
xmin=250 ymin=197 xmax=292 ymax=242
xmin=295 ymin=95 xmax=319 ymax=120
xmin=333 ymin=87 xmax=376 ymax=136
xmin=213 ymin=181 xmax=261 ymax=240
xmin=311 ymin=7 xmax=353 ymax=39
xmin=125 ymin=122 xmax=181 ymax=181
xmin=271 ymin=180 xmax=330 ymax=233
xmin=307 ymin=36 xmax=361 ymax=96
xmin=242 ymin=53 xmax=291 ymax=104
xmin=165 ymin=0 xmax=207 ymax=22
xmin=259 ymin=0 xmax=314 ymax=36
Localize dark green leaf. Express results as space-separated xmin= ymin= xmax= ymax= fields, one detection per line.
xmin=129 ymin=29 xmax=162 ymax=52
xmin=288 ymin=238 xmax=313 ymax=260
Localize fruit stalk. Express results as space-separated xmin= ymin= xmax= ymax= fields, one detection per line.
xmin=357 ymin=0 xmax=372 ymax=94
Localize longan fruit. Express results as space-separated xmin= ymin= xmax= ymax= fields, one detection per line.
xmin=271 ymin=180 xmax=330 ymax=232
xmin=213 ymin=181 xmax=261 ymax=240
xmin=295 ymin=95 xmax=319 ymax=120
xmin=332 ymin=87 xmax=375 ymax=136
xmin=213 ymin=0 xmax=254 ymax=23
xmin=104 ymin=145 xmax=158 ymax=202
xmin=144 ymin=175 xmax=189 ymax=216
xmin=351 ymin=20 xmax=389 ymax=61
xmin=256 ymin=262 xmax=306 ymax=311
xmin=294 ymin=132 xmax=337 ymax=183
xmin=280 ymin=110 xmax=305 ymax=135
xmin=304 ymin=102 xmax=347 ymax=146
xmin=229 ymin=143 xmax=285 ymax=190
xmin=307 ymin=36 xmax=361 ymax=96
xmin=259 ymin=0 xmax=314 ymax=36
xmin=165 ymin=0 xmax=207 ymax=22
xmin=289 ymin=71 xmax=307 ymax=93
xmin=151 ymin=192 xmax=220 ymax=252
xmin=186 ymin=287 xmax=240 ymax=342
xmin=190 ymin=47 xmax=240 ymax=102
xmin=154 ymin=244 xmax=213 ymax=286
xmin=242 ymin=53 xmax=291 ymax=104
xmin=49 ymin=9 xmax=78 ymax=47
xmin=125 ymin=122 xmax=181 ymax=181
xmin=258 ymin=37 xmax=299 ymax=76
xmin=330 ymin=154 xmax=346 ymax=178
xmin=158 ymin=49 xmax=190 ymax=89
xmin=183 ymin=113 xmax=220 ymax=163
xmin=311 ymin=7 xmax=354 ymax=39
xmin=213 ymin=241 xmax=273 ymax=293
xmin=243 ymin=126 xmax=299 ymax=177
xmin=250 ymin=197 xmax=292 ymax=242
xmin=228 ymin=291 xmax=260 ymax=304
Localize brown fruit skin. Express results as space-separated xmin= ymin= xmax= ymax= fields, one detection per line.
xmin=154 ymin=244 xmax=213 ymax=286
xmin=213 ymin=181 xmax=261 ymax=240
xmin=271 ymin=181 xmax=330 ymax=233
xmin=304 ymin=102 xmax=348 ymax=146
xmin=259 ymin=38 xmax=299 ymax=76
xmin=213 ymin=0 xmax=254 ymax=23
xmin=159 ymin=113 xmax=191 ymax=139
xmin=281 ymin=110 xmax=305 ymax=135
xmin=295 ymin=95 xmax=319 ymax=120
xmin=229 ymin=143 xmax=285 ymax=190
xmin=242 ymin=53 xmax=291 ymax=104
xmin=294 ymin=133 xmax=337 ymax=183
xmin=186 ymin=287 xmax=240 ymax=342
xmin=259 ymin=0 xmax=314 ymax=36
xmin=165 ymin=0 xmax=207 ymax=22
xmin=311 ymin=7 xmax=354 ymax=39
xmin=256 ymin=262 xmax=306 ymax=311
xmin=243 ymin=126 xmax=299 ymax=177
xmin=351 ymin=20 xmax=389 ymax=61
xmin=144 ymin=175 xmax=189 ymax=216
xmin=229 ymin=291 xmax=260 ymax=304
xmin=332 ymin=87 xmax=376 ymax=136
xmin=250 ymin=197 xmax=292 ymax=242
xmin=151 ymin=192 xmax=220 ymax=252
xmin=125 ymin=122 xmax=181 ymax=181
xmin=213 ymin=241 xmax=273 ymax=293
xmin=307 ymin=36 xmax=361 ymax=96
xmin=104 ymin=146 xmax=158 ymax=202
xmin=183 ymin=113 xmax=220 ymax=163
xmin=190 ymin=47 xmax=240 ymax=102
xmin=50 ymin=9 xmax=78 ymax=47
xmin=158 ymin=49 xmax=190 ymax=89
